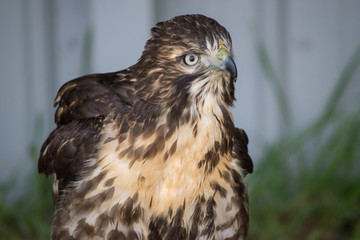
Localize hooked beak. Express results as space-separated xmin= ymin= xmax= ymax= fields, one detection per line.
xmin=216 ymin=48 xmax=237 ymax=81
xmin=222 ymin=55 xmax=237 ymax=80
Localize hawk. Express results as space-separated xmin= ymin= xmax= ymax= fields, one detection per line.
xmin=39 ymin=14 xmax=253 ymax=240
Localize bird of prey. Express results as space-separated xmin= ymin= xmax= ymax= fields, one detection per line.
xmin=39 ymin=14 xmax=253 ymax=240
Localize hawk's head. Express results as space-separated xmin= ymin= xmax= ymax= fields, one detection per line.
xmin=134 ymin=14 xmax=236 ymax=106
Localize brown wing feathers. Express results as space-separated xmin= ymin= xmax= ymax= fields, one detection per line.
xmin=38 ymin=117 xmax=104 ymax=201
xmin=38 ymin=72 xmax=136 ymax=201
xmin=233 ymin=128 xmax=253 ymax=176
xmin=54 ymin=72 xmax=133 ymax=125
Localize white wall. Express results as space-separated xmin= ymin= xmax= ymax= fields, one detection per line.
xmin=0 ymin=0 xmax=32 ymax=181
xmin=90 ymin=0 xmax=154 ymax=74
xmin=1 ymin=0 xmax=359 ymax=180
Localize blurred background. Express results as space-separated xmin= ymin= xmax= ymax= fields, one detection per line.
xmin=1 ymin=0 xmax=359 ymax=239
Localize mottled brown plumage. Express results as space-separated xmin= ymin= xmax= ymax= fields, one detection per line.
xmin=39 ymin=14 xmax=253 ymax=240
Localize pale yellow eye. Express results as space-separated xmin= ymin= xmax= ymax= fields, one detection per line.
xmin=183 ymin=54 xmax=199 ymax=66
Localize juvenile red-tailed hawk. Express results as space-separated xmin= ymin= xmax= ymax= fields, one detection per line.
xmin=39 ymin=14 xmax=253 ymax=240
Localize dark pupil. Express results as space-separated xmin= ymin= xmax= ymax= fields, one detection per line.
xmin=189 ymin=55 xmax=195 ymax=62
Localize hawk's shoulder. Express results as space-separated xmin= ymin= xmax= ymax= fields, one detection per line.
xmin=38 ymin=70 xmax=137 ymax=202
xmin=54 ymin=70 xmax=136 ymax=125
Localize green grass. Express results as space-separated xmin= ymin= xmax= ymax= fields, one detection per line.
xmin=248 ymin=110 xmax=360 ymax=240
xmin=0 ymin=173 xmax=54 ymax=239
xmin=248 ymin=43 xmax=360 ymax=239
xmin=0 ymin=116 xmax=53 ymax=239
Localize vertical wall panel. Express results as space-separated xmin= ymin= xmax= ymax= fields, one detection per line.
xmin=288 ymin=0 xmax=342 ymax=128
xmin=90 ymin=0 xmax=155 ymax=73
xmin=0 ymin=0 xmax=30 ymax=181
xmin=337 ymin=0 xmax=360 ymax=114
xmin=25 ymin=0 xmax=54 ymax=134
xmin=52 ymin=0 xmax=91 ymax=91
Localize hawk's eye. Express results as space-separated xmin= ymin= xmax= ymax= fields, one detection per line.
xmin=183 ymin=54 xmax=199 ymax=66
